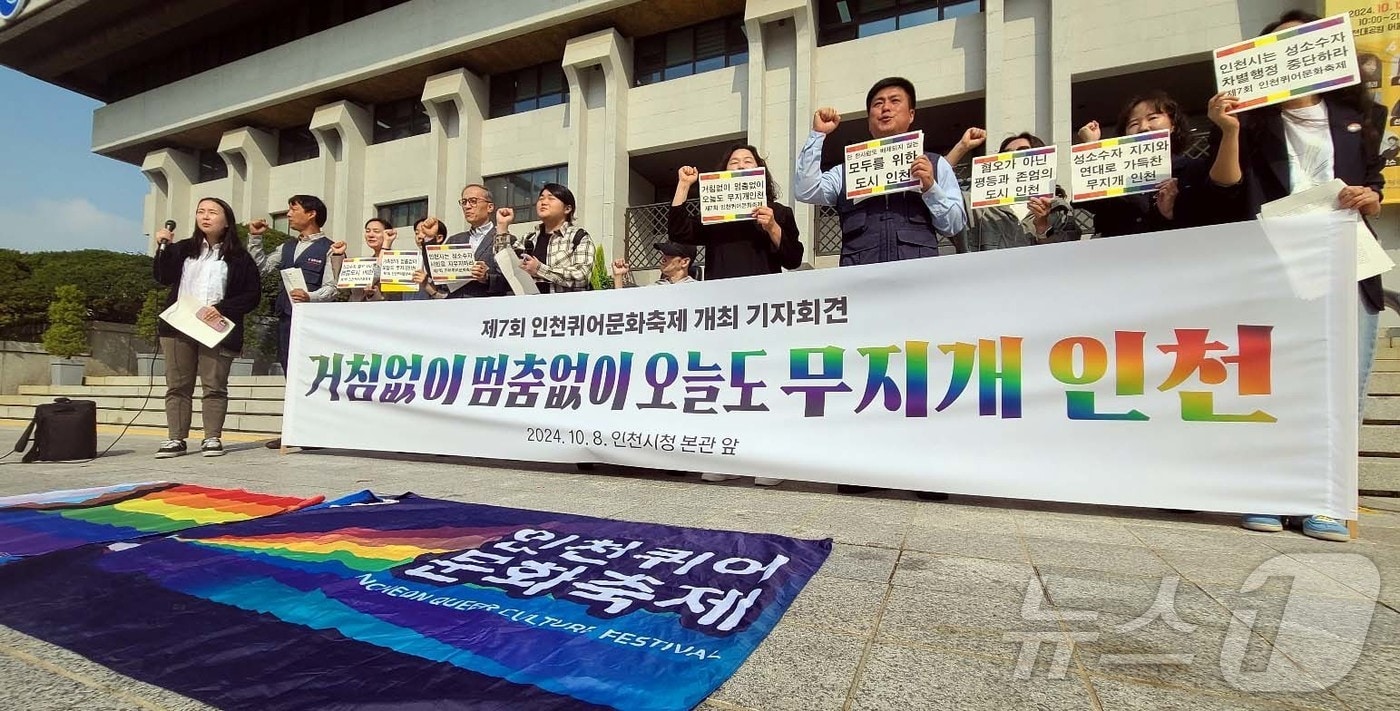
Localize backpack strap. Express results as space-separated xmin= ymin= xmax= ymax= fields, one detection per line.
xmin=14 ymin=413 xmax=37 ymax=462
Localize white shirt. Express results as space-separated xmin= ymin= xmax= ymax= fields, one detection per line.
xmin=1281 ymin=101 xmax=1335 ymax=193
xmin=177 ymin=241 xmax=228 ymax=306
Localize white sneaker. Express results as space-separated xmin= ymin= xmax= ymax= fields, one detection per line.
xmin=200 ymin=438 xmax=225 ymax=457
xmin=753 ymin=477 xmax=783 ymax=486
xmin=701 ymin=473 xmax=742 ymax=482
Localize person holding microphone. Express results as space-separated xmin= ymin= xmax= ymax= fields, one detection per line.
xmin=151 ymin=198 xmax=261 ymax=458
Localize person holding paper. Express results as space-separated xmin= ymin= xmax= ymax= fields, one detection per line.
xmin=498 ymin=183 xmax=594 ymax=294
xmin=945 ymin=130 xmax=1081 ymax=250
xmin=248 ymin=194 xmax=337 ymax=450
xmin=151 ymin=198 xmax=261 ymax=458
xmin=329 ymin=218 xmax=399 ymax=302
xmin=669 ymin=144 xmax=804 ymax=278
xmin=1073 ymin=92 xmax=1233 ymax=237
xmin=794 ymin=77 xmax=966 ymax=265
xmin=442 ymin=183 xmax=511 ymax=299
xmin=405 ymin=216 xmax=450 ymax=301
xmin=1218 ymin=10 xmax=1386 ymax=542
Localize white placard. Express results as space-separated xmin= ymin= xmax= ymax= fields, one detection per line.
xmin=159 ymin=299 xmax=233 ymax=349
xmin=843 ymin=130 xmax=923 ymax=200
xmin=336 ymin=258 xmax=378 ymax=289
xmin=1214 ymin=13 xmax=1360 ymax=113
xmin=698 ymin=168 xmax=767 ymax=224
xmin=424 ymin=244 xmax=476 ymax=281
xmin=1069 ymin=129 xmax=1173 ymax=202
xmin=970 ymin=145 xmax=1058 ymax=209
xmin=378 ymin=249 xmax=422 ymax=293
xmin=286 ymin=215 xmax=1359 ymax=519
xmin=279 ymin=267 xmax=307 ymax=295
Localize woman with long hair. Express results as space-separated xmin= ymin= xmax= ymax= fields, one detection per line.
xmin=1216 ymin=10 xmax=1385 ymax=541
xmin=667 ymin=143 xmax=804 ymax=279
xmin=151 ymin=197 xmax=262 ymax=458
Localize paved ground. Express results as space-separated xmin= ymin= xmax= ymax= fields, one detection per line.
xmin=0 ymin=423 xmax=1398 ymax=711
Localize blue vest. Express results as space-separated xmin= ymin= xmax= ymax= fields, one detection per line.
xmin=274 ymin=237 xmax=332 ymax=316
xmin=836 ymin=152 xmax=947 ymax=266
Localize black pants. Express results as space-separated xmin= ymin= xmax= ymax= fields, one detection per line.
xmin=277 ymin=314 xmax=292 ymax=371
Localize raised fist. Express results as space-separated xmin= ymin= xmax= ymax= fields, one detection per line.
xmin=813 ymin=107 xmax=841 ymax=135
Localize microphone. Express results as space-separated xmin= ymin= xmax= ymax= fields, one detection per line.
xmin=157 ymin=220 xmax=176 ymax=253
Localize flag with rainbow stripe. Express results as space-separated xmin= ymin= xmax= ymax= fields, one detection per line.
xmin=0 ymin=492 xmax=830 ymax=710
xmin=0 ymin=482 xmax=323 ymax=565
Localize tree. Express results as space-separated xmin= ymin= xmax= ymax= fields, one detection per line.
xmin=238 ymin=223 xmax=291 ymax=361
xmin=42 ymin=285 xmax=89 ymax=359
xmin=590 ymin=244 xmax=613 ymax=290
xmin=135 ymin=288 xmax=164 ymax=345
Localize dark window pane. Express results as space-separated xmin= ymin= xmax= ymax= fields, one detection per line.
xmin=277 ymin=128 xmax=319 ymax=165
xmin=515 ymin=67 xmax=538 ymax=101
xmin=899 ymin=7 xmax=938 ymax=27
xmin=196 ymin=149 xmax=227 ymax=183
xmin=695 ymin=21 xmax=726 ymax=61
xmin=666 ymin=27 xmax=693 ymax=70
xmin=376 ymin=198 xmax=427 ymax=228
xmin=941 ymin=0 xmax=980 ymax=19
xmin=858 ymin=16 xmax=898 ymax=37
xmin=490 ymin=62 xmax=570 ymax=117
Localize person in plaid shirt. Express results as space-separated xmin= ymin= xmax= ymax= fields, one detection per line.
xmin=496 ymin=182 xmax=594 ymax=294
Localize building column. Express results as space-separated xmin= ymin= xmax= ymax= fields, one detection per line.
xmin=1049 ymin=0 xmax=1074 ymax=183
xmin=139 ymin=148 xmax=198 ymax=255
xmin=563 ymin=28 xmax=632 ymax=261
xmin=422 ymin=68 xmax=488 ymax=219
xmin=309 ymin=100 xmax=372 ymax=242
xmin=216 ymin=127 xmax=277 ymax=225
xmin=983 ymin=0 xmax=1006 ymax=143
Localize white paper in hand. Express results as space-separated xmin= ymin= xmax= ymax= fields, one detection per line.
xmin=280 ymin=268 xmax=308 ymax=296
xmin=495 ymin=248 xmax=540 ymax=296
xmin=159 ymin=300 xmax=233 ymax=349
xmin=1259 ymin=179 xmax=1394 ymax=281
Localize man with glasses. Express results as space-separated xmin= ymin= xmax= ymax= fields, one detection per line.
xmin=611 ymin=242 xmax=698 ymax=288
xmin=441 ymin=183 xmax=511 ymax=298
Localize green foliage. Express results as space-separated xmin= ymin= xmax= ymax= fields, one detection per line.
xmin=42 ymin=285 xmax=89 ymax=358
xmin=0 ymin=249 xmax=158 ymax=340
xmin=135 ymin=289 xmax=164 ymax=344
xmin=590 ymin=244 xmax=614 ymax=290
xmin=239 ymin=223 xmax=291 ymax=361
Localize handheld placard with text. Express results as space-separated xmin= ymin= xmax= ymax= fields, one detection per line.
xmin=336 ymin=258 xmax=378 ymax=289
xmin=699 ymin=168 xmax=767 ymax=223
xmin=970 ymin=145 xmax=1058 ymax=209
xmin=378 ymin=249 xmax=422 ymax=293
xmin=844 ymin=130 xmax=923 ymax=200
xmin=1214 ymin=13 xmax=1360 ymax=112
xmin=425 ymin=244 xmax=476 ymax=281
xmin=1069 ymin=129 xmax=1172 ymax=202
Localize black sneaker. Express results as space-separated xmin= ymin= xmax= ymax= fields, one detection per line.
xmin=155 ymin=439 xmax=187 ymax=458
xmin=201 ymin=438 xmax=225 ymax=457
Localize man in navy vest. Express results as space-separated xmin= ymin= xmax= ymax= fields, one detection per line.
xmin=794 ymin=77 xmax=966 ymax=264
xmin=794 ymin=78 xmax=963 ymax=499
xmin=248 ymin=194 xmax=337 ymax=449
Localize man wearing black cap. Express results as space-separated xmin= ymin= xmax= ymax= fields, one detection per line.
xmin=611 ymin=242 xmax=698 ymax=287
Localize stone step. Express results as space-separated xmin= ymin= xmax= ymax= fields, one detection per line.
xmin=0 ymin=394 xmax=283 ymax=416
xmin=1368 ymin=373 xmax=1400 ymax=395
xmin=18 ymin=385 xmax=285 ymax=399
xmin=1361 ymin=457 xmax=1400 ymax=494
xmin=84 ymin=375 xmax=285 ymax=387
xmin=1360 ymin=424 xmax=1400 ymax=456
xmin=0 ymin=405 xmax=280 ymax=434
xmin=1364 ymin=397 xmax=1400 ymax=423
xmin=1374 ymin=360 xmax=1400 ymax=373
xmin=1376 ymin=346 xmax=1400 ymax=360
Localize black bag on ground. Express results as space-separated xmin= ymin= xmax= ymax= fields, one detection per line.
xmin=12 ymin=398 xmax=98 ymax=462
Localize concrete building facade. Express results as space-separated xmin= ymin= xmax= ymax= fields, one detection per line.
xmin=3 ymin=0 xmax=1392 ymax=279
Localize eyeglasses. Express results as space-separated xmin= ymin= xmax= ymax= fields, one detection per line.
xmin=458 ymin=197 xmax=491 ymax=207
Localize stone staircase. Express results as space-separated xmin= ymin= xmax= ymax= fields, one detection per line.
xmin=0 ymin=376 xmax=285 ymax=435
xmin=1 ymin=357 xmax=1398 ymax=493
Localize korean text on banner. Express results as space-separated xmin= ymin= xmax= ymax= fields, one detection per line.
xmin=970 ymin=145 xmax=1058 ymax=209
xmin=425 ymin=244 xmax=476 ymax=281
xmin=1069 ymin=129 xmax=1172 ymax=202
xmin=1326 ymin=0 xmax=1400 ymax=203
xmin=1215 ymin=13 xmax=1360 ymax=112
xmin=378 ymin=249 xmax=422 ymax=293
xmin=844 ymin=130 xmax=923 ymax=200
xmin=699 ymin=169 xmax=767 ymax=223
xmin=336 ymin=258 xmax=378 ymax=289
xmin=285 ymin=215 xmax=1359 ymax=519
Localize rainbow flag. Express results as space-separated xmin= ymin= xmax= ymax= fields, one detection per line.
xmin=0 ymin=493 xmax=830 ymax=710
xmin=0 ymin=482 xmax=323 ymax=565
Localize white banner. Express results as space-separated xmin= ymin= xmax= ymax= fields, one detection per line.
xmin=285 ymin=216 xmax=1357 ymax=518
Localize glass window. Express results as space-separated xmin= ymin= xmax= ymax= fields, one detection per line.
xmin=376 ymin=198 xmax=429 ymax=229
xmin=277 ymin=127 xmax=319 ymax=165
xmin=634 ymin=16 xmax=749 ymax=87
xmin=484 ymin=165 xmax=570 ymax=214
xmin=372 ymin=97 xmax=431 ymax=144
xmin=196 ymin=149 xmax=227 ymax=183
xmin=490 ymin=63 xmax=570 ymax=118
xmin=270 ymin=212 xmax=290 ymax=236
xmin=817 ymin=0 xmax=983 ymax=45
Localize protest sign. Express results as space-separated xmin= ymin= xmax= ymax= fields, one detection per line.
xmin=970 ymin=145 xmax=1057 ymax=208
xmin=844 ymin=130 xmax=923 ymax=200
xmin=699 ymin=169 xmax=767 ymax=223
xmin=1069 ymin=129 xmax=1172 ymax=202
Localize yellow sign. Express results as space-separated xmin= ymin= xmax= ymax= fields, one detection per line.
xmin=1328 ymin=0 xmax=1400 ymax=202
